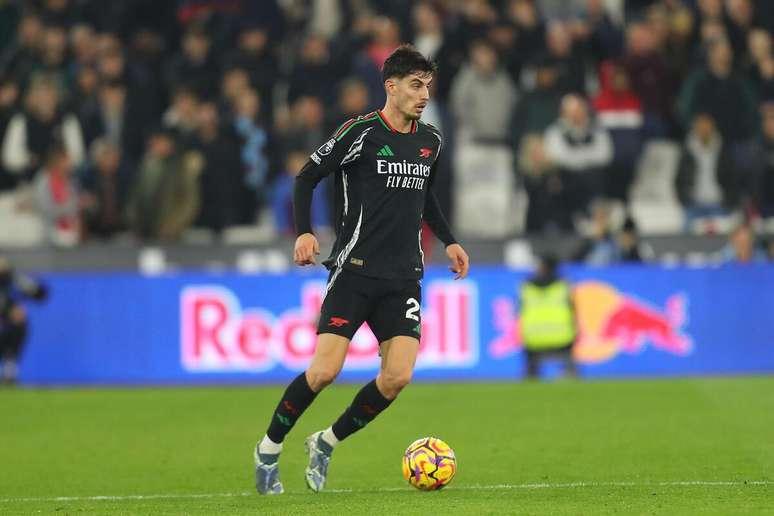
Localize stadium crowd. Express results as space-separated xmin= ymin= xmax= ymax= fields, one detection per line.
xmin=0 ymin=0 xmax=773 ymax=261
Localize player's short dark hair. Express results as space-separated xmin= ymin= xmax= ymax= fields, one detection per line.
xmin=382 ymin=44 xmax=437 ymax=82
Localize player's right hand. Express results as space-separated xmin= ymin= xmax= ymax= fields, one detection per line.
xmin=294 ymin=233 xmax=320 ymax=266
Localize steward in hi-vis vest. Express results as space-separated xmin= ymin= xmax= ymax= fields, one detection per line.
xmin=518 ymin=255 xmax=578 ymax=379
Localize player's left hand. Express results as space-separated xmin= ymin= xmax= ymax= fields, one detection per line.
xmin=445 ymin=243 xmax=469 ymax=280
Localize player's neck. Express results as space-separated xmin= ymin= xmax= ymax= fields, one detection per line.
xmin=380 ymin=105 xmax=413 ymax=133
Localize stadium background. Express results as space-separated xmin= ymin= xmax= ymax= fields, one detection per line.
xmin=0 ymin=0 xmax=772 ymax=514
xmin=1 ymin=0 xmax=772 ymax=383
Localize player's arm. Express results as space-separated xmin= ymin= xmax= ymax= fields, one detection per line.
xmin=293 ymin=123 xmax=362 ymax=265
xmin=423 ymin=156 xmax=469 ymax=280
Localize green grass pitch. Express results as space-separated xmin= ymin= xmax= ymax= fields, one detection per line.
xmin=1 ymin=377 xmax=772 ymax=514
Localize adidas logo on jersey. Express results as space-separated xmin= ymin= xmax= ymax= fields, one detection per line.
xmin=376 ymin=145 xmax=395 ymax=156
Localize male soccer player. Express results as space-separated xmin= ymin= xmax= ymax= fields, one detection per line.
xmin=254 ymin=44 xmax=469 ymax=494
xmin=0 ymin=256 xmax=47 ymax=385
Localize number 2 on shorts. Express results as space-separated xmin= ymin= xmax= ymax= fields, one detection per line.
xmin=405 ymin=298 xmax=420 ymax=321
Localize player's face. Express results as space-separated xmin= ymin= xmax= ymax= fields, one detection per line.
xmin=392 ymin=73 xmax=432 ymax=121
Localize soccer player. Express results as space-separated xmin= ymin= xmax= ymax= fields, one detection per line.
xmin=0 ymin=256 xmax=47 ymax=385
xmin=254 ymin=44 xmax=469 ymax=494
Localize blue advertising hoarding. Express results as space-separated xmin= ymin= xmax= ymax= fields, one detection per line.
xmin=17 ymin=264 xmax=774 ymax=385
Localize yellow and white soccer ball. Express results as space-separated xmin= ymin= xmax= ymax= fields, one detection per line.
xmin=401 ymin=437 xmax=457 ymax=490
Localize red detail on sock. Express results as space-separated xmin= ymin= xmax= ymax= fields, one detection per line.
xmin=283 ymin=400 xmax=299 ymax=415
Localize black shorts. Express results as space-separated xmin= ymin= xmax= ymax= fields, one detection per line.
xmin=317 ymin=268 xmax=421 ymax=343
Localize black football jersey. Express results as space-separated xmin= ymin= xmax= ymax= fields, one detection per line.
xmin=294 ymin=110 xmax=455 ymax=280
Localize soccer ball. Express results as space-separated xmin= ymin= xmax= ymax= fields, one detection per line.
xmin=401 ymin=437 xmax=457 ymax=490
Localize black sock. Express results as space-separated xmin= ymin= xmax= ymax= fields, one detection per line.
xmin=265 ymin=372 xmax=318 ymax=443
xmin=331 ymin=380 xmax=393 ymax=441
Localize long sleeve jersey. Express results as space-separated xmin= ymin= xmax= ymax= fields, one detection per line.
xmin=294 ymin=110 xmax=456 ymax=280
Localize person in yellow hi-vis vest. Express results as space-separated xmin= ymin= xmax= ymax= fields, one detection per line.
xmin=518 ymin=254 xmax=578 ymax=379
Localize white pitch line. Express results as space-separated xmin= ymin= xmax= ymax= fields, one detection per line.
xmin=0 ymin=481 xmax=770 ymax=503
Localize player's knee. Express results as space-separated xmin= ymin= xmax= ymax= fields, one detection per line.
xmin=306 ymin=367 xmax=339 ymax=392
xmin=380 ymin=370 xmax=413 ymax=398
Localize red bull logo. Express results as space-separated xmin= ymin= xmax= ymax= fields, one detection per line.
xmin=180 ymin=281 xmax=478 ymax=372
xmin=490 ymin=281 xmax=692 ymax=364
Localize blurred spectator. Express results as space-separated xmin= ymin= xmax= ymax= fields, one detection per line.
xmin=719 ymin=222 xmax=767 ymax=263
xmin=2 ymin=76 xmax=85 ymax=181
xmin=665 ymin=2 xmax=695 ymax=75
xmin=694 ymin=18 xmax=729 ymax=63
xmin=125 ymin=28 xmax=167 ymax=120
xmin=192 ymin=102 xmax=243 ymax=235
xmin=352 ymin=16 xmax=402 ymax=108
xmin=33 ymin=23 xmax=69 ymax=94
xmin=543 ymin=21 xmax=587 ymax=95
xmin=165 ymin=24 xmax=218 ymax=100
xmin=451 ymin=39 xmax=519 ymax=237
xmin=287 ymin=34 xmax=342 ymax=106
xmin=539 ymin=0 xmax=587 ymax=20
xmin=693 ymin=0 xmax=725 ymax=29
xmin=225 ymin=22 xmax=277 ymax=123
xmin=623 ymin=21 xmax=675 ymax=138
xmin=412 ymin=1 xmax=444 ymax=61
xmin=507 ymin=0 xmax=546 ymax=63
xmin=572 ymin=200 xmax=620 ymax=265
xmin=33 ymin=143 xmax=84 ymax=246
xmin=328 ymin=78 xmax=371 ymax=131
xmin=0 ymin=11 xmax=43 ymax=88
xmin=40 ymin=0 xmax=76 ymax=28
xmin=649 ymin=2 xmax=695 ymax=81
xmin=450 ymin=39 xmax=518 ymax=143
xmin=0 ymin=255 xmax=47 ymax=385
xmin=69 ymin=23 xmax=98 ymax=69
xmin=80 ymin=138 xmax=126 ymax=240
xmin=233 ymin=88 xmax=270 ymax=223
xmin=678 ymin=37 xmax=758 ymax=143
xmin=125 ymin=128 xmax=202 ymax=241
xmin=95 ymin=36 xmax=129 ymax=83
xmin=593 ymin=61 xmax=644 ymax=201
xmin=518 ymin=254 xmax=578 ymax=379
xmin=578 ymin=0 xmax=625 ymax=62
xmin=73 ymin=65 xmax=99 ymax=115
xmin=0 ymin=1 xmax=20 ymax=52
xmin=80 ymin=80 xmax=144 ymax=159
xmin=305 ymin=0 xmax=345 ymax=38
xmin=544 ymin=94 xmax=613 ymax=217
xmin=617 ymin=216 xmax=654 ymax=262
xmin=221 ymin=66 xmax=250 ymax=109
xmin=676 ymin=113 xmax=740 ymax=231
xmin=518 ymin=133 xmax=573 ymax=233
xmin=457 ymin=0 xmax=499 ymax=42
xmin=0 ymin=76 xmax=19 ymax=189
xmin=281 ymin=96 xmax=327 ymax=157
xmin=511 ymin=56 xmax=563 ymax=150
xmin=751 ymin=102 xmax=774 ymax=217
xmin=272 ymin=150 xmax=329 ymax=235
xmin=93 ymin=34 xmax=160 ymax=129
xmin=487 ymin=22 xmax=520 ymax=82
xmin=725 ymin=0 xmax=755 ymax=57
xmin=746 ymin=29 xmax=774 ymax=101
xmin=163 ymin=86 xmax=201 ymax=142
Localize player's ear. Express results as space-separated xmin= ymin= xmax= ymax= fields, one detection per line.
xmin=384 ymin=78 xmax=395 ymax=96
